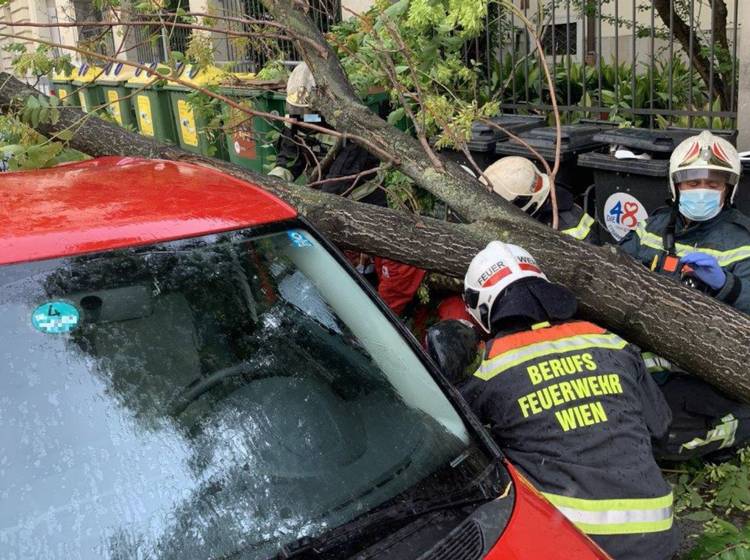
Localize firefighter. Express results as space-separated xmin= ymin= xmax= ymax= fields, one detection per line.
xmin=435 ymin=155 xmax=598 ymax=325
xmin=619 ymin=130 xmax=750 ymax=461
xmin=481 ymin=156 xmax=598 ymax=243
xmin=268 ymin=63 xmax=425 ymax=315
xmin=267 ymin=63 xmax=387 ymax=206
xmin=447 ymin=241 xmax=678 ymax=560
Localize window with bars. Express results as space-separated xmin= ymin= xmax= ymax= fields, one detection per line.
xmin=72 ymin=0 xmax=115 ymax=59
xmin=217 ymin=0 xmax=341 ymax=71
xmin=541 ymin=22 xmax=578 ymax=56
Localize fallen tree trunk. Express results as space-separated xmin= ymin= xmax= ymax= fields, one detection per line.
xmin=3 ymin=73 xmax=750 ymax=404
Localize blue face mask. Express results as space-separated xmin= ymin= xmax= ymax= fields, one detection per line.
xmin=678 ymin=188 xmax=723 ymax=221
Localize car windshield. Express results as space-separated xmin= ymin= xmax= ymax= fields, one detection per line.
xmin=0 ymin=226 xmax=480 ymax=559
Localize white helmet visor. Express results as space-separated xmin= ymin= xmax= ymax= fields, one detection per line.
xmin=672 ymin=168 xmax=739 ymax=187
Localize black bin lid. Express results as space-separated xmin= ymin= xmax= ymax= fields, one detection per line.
xmin=592 ymin=128 xmax=683 ymax=153
xmin=577 ymin=152 xmax=669 ymax=177
xmin=593 ymin=127 xmax=739 ymax=153
xmin=467 ymin=115 xmax=546 ymax=152
xmin=495 ymin=124 xmax=609 ymax=161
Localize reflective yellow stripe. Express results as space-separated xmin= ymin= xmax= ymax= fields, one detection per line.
xmin=635 ymin=224 xmax=750 ymax=267
xmin=562 ymin=213 xmax=595 ymax=241
xmin=543 ymin=492 xmax=674 ymax=535
xmin=681 ymin=414 xmax=738 ymax=451
xmin=641 ymin=352 xmax=672 ymax=373
xmin=531 ymin=321 xmax=551 ymax=330
xmin=475 ymin=333 xmax=628 ymax=381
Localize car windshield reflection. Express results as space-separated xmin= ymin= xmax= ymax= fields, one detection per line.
xmin=0 ymin=227 xmax=477 ymax=559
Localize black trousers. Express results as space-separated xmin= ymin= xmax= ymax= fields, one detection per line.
xmin=653 ymin=373 xmax=750 ymax=461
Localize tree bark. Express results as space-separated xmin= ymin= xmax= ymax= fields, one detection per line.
xmin=259 ymin=0 xmax=515 ymax=226
xmin=3 ymin=74 xmax=750 ymax=403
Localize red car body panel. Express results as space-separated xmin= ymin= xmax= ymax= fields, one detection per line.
xmin=0 ymin=157 xmax=610 ymax=559
xmin=0 ymin=157 xmax=297 ymax=265
xmin=485 ymin=463 xmax=610 ymax=559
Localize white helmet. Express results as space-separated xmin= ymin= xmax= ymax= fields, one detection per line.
xmin=286 ymin=62 xmax=316 ymax=110
xmin=669 ymin=130 xmax=741 ymax=204
xmin=481 ymin=156 xmax=551 ymax=215
xmin=464 ymin=241 xmax=547 ymax=333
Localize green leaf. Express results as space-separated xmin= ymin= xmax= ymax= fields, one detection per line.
xmin=684 ymin=510 xmax=714 ymax=522
xmin=387 ymin=107 xmax=406 ymax=126
xmin=30 ymin=107 xmax=41 ymax=128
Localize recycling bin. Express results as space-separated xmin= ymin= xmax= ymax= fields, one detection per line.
xmin=222 ymin=86 xmax=286 ymax=173
xmin=494 ymin=123 xmax=614 ymax=195
xmin=165 ymin=64 xmax=226 ymax=156
xmin=125 ymin=63 xmax=178 ymax=144
xmin=730 ymin=160 xmax=750 ymax=218
xmin=578 ymin=127 xmax=741 ymax=243
xmin=95 ymin=62 xmax=137 ymax=128
xmin=438 ymin=114 xmax=546 ymax=172
xmin=72 ymin=64 xmax=105 ymax=114
xmin=50 ymin=66 xmax=80 ymax=107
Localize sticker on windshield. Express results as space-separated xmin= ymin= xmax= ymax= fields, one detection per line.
xmin=287 ymin=230 xmax=313 ymax=248
xmin=31 ymin=301 xmax=80 ymax=334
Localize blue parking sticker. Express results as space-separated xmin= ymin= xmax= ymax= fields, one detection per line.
xmin=32 ymin=301 xmax=80 ymax=334
xmin=287 ymin=230 xmax=313 ymax=248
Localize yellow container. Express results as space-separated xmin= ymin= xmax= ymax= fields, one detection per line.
xmin=95 ymin=62 xmax=137 ymax=127
xmin=124 ymin=63 xmax=178 ymax=143
xmin=165 ymin=64 xmax=228 ymax=155
xmin=72 ymin=64 xmax=106 ymax=113
xmin=51 ymin=66 xmax=79 ymax=106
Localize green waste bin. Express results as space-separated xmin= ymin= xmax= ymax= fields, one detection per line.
xmin=50 ymin=66 xmax=80 ymax=107
xmin=95 ymin=62 xmax=137 ymax=128
xmin=72 ymin=64 xmax=105 ymax=114
xmin=125 ymin=63 xmax=178 ymax=144
xmin=222 ymin=85 xmax=286 ymax=173
xmin=164 ymin=64 xmax=227 ymax=156
xmin=222 ymin=86 xmax=404 ymax=173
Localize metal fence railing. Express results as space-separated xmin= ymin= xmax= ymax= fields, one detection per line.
xmin=482 ymin=0 xmax=739 ymax=129
xmin=216 ymin=0 xmax=341 ymax=72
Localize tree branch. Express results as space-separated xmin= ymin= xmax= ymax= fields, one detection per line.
xmin=3 ymin=72 xmax=750 ymax=405
xmin=653 ymin=0 xmax=729 ymax=110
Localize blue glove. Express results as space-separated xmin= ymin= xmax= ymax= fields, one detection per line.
xmin=679 ymin=252 xmax=726 ymax=290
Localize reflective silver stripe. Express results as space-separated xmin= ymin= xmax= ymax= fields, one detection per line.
xmin=556 ymin=505 xmax=673 ymax=525
xmin=681 ymin=414 xmax=738 ymax=451
xmin=543 ymin=492 xmax=674 ymax=535
xmin=634 ymin=225 xmax=750 ymax=267
xmin=641 ymin=352 xmax=672 ymax=372
xmin=562 ymin=213 xmax=595 ymax=241
xmin=475 ymin=333 xmax=627 ymax=381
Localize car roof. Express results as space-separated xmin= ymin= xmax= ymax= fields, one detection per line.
xmin=0 ymin=157 xmax=297 ymax=265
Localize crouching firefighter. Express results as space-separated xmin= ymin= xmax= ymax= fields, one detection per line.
xmin=481 ymin=156 xmax=598 ymax=244
xmin=433 ymin=155 xmax=598 ymax=325
xmin=428 ymin=242 xmax=678 ymax=560
xmin=619 ymin=130 xmax=750 ymax=461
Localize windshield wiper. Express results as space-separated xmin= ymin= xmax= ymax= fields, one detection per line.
xmin=274 ymin=459 xmax=504 ymax=560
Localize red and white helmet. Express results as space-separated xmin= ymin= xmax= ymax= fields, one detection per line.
xmin=463 ymin=241 xmax=546 ymax=333
xmin=481 ymin=156 xmax=551 ymax=215
xmin=669 ymin=131 xmax=741 ymax=203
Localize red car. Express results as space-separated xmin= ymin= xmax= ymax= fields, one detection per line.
xmin=0 ymin=157 xmax=609 ymax=559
